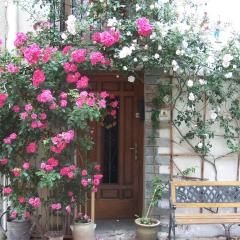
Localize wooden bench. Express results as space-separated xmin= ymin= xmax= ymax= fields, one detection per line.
xmin=169 ymin=181 xmax=240 ymax=240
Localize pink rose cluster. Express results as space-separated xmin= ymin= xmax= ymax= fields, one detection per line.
xmin=0 ymin=93 xmax=8 ymax=108
xmin=3 ymin=187 xmax=12 ymax=194
xmin=24 ymin=43 xmax=41 ymax=65
xmin=71 ymin=49 xmax=87 ymax=63
xmin=10 ymin=210 xmax=30 ymax=219
xmin=51 ymin=203 xmax=62 ymax=210
xmin=92 ymin=29 xmax=120 ymax=47
xmin=7 ymin=63 xmax=20 ymax=73
xmin=136 ymin=17 xmax=153 ymax=37
xmin=90 ymin=51 xmax=105 ymax=65
xmin=32 ymin=69 xmax=45 ymax=87
xmin=50 ymin=130 xmax=75 ymax=154
xmin=14 ymin=32 xmax=29 ymax=48
xmin=40 ymin=157 xmax=59 ymax=172
xmin=37 ymin=89 xmax=54 ymax=103
xmin=76 ymin=91 xmax=107 ymax=109
xmin=60 ymin=165 xmax=77 ymax=179
xmin=28 ymin=197 xmax=41 ymax=208
xmin=3 ymin=133 xmax=17 ymax=145
xmin=42 ymin=47 xmax=57 ymax=63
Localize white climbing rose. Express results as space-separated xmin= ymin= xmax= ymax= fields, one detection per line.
xmin=136 ymin=4 xmax=141 ymax=12
xmin=210 ymin=111 xmax=217 ymax=121
xmin=199 ymin=79 xmax=207 ymax=85
xmin=197 ymin=142 xmax=203 ymax=149
xmin=188 ymin=92 xmax=195 ymax=101
xmin=128 ymin=76 xmax=135 ymax=83
xmin=187 ymin=80 xmax=193 ymax=87
xmin=154 ymin=53 xmax=160 ymax=59
xmin=224 ymin=72 xmax=233 ymax=79
xmin=119 ymin=46 xmax=133 ymax=59
xmin=66 ymin=15 xmax=76 ymax=35
xmin=123 ymin=66 xmax=128 ymax=71
xmin=107 ymin=17 xmax=117 ymax=27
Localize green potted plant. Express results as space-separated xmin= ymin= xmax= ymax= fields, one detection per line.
xmin=135 ymin=179 xmax=165 ymax=240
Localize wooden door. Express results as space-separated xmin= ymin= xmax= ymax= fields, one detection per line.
xmin=87 ymin=72 xmax=144 ymax=219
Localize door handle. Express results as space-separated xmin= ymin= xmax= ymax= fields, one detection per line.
xmin=129 ymin=143 xmax=138 ymax=161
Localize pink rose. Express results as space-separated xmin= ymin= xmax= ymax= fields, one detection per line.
xmin=31 ymin=113 xmax=37 ymax=119
xmin=62 ymin=45 xmax=72 ymax=55
xmin=24 ymin=43 xmax=41 ymax=65
xmin=40 ymin=113 xmax=47 ymax=120
xmin=20 ymin=112 xmax=28 ymax=120
xmin=66 ymin=205 xmax=71 ymax=214
xmin=7 ymin=63 xmax=19 ymax=73
xmin=90 ymin=51 xmax=105 ymax=65
xmin=32 ymin=69 xmax=45 ymax=87
xmin=94 ymin=165 xmax=101 ymax=171
xmin=76 ymin=76 xmax=89 ymax=89
xmin=23 ymin=162 xmax=30 ymax=170
xmin=11 ymin=210 xmax=18 ymax=219
xmin=19 ymin=197 xmax=25 ymax=203
xmin=99 ymin=29 xmax=120 ymax=47
xmin=24 ymin=211 xmax=30 ymax=218
xmin=37 ymin=90 xmax=54 ymax=103
xmin=26 ymin=142 xmax=37 ymax=153
xmin=49 ymin=102 xmax=57 ymax=110
xmin=25 ymin=104 xmax=33 ymax=112
xmin=81 ymin=169 xmax=88 ymax=177
xmin=3 ymin=187 xmax=12 ymax=194
xmin=14 ymin=32 xmax=28 ymax=48
xmin=12 ymin=105 xmax=20 ymax=113
xmin=60 ymin=92 xmax=67 ymax=99
xmin=81 ymin=179 xmax=88 ymax=187
xmin=60 ymin=99 xmax=67 ymax=108
xmin=0 ymin=93 xmax=8 ymax=108
xmin=9 ymin=133 xmax=17 ymax=140
xmin=100 ymin=91 xmax=109 ymax=99
xmin=136 ymin=17 xmax=153 ymax=37
xmin=1 ymin=158 xmax=8 ymax=165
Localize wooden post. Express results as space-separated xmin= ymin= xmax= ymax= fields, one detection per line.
xmin=91 ymin=192 xmax=95 ymax=222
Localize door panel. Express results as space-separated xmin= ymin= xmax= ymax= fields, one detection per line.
xmin=84 ymin=73 xmax=143 ymax=219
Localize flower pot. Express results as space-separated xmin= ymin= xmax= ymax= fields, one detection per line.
xmin=135 ymin=218 xmax=160 ymax=240
xmin=6 ymin=220 xmax=31 ymax=240
xmin=45 ymin=230 xmax=64 ymax=240
xmin=70 ymin=221 xmax=96 ymax=240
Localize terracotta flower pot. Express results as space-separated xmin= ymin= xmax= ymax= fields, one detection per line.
xmin=6 ymin=220 xmax=31 ymax=240
xmin=135 ymin=218 xmax=160 ymax=240
xmin=70 ymin=221 xmax=96 ymax=240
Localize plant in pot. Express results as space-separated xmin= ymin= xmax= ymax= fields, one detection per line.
xmin=135 ymin=179 xmax=166 ymax=240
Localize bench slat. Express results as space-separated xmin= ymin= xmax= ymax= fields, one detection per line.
xmin=176 ymin=213 xmax=240 ymax=224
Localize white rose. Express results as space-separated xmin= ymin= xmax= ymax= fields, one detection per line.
xmin=123 ymin=66 xmax=128 ymax=71
xmin=224 ymin=72 xmax=232 ymax=78
xmin=176 ymin=49 xmax=181 ymax=55
xmin=172 ymin=60 xmax=177 ymax=66
xmin=126 ymin=31 xmax=132 ymax=36
xmin=210 ymin=111 xmax=217 ymax=121
xmin=107 ymin=17 xmax=117 ymax=27
xmin=136 ymin=4 xmax=141 ymax=12
xmin=182 ymin=40 xmax=188 ymax=49
xmin=197 ymin=142 xmax=203 ymax=149
xmin=154 ymin=53 xmax=160 ymax=59
xmin=162 ymin=0 xmax=169 ymax=3
xmin=223 ymin=54 xmax=233 ymax=63
xmin=222 ymin=61 xmax=230 ymax=68
xmin=128 ymin=76 xmax=135 ymax=83
xmin=187 ymin=80 xmax=193 ymax=87
xmin=199 ymin=79 xmax=207 ymax=85
xmin=134 ymin=58 xmax=138 ymax=62
xmin=61 ymin=33 xmax=68 ymax=40
xmin=158 ymin=45 xmax=162 ymax=51
xmin=188 ymin=92 xmax=195 ymax=101
xmin=150 ymin=4 xmax=155 ymax=10
xmin=119 ymin=46 xmax=133 ymax=58
xmin=207 ymin=55 xmax=215 ymax=65
xmin=143 ymin=56 xmax=148 ymax=62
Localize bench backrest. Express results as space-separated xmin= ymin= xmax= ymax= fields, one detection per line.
xmin=171 ymin=181 xmax=240 ymax=208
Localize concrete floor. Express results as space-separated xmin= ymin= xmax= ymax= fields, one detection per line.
xmin=95 ymin=219 xmax=136 ymax=240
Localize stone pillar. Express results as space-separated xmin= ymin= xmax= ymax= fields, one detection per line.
xmin=144 ymin=70 xmax=171 ymax=237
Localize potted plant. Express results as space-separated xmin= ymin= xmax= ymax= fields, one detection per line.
xmin=70 ymin=213 xmax=96 ymax=240
xmin=135 ymin=179 xmax=165 ymax=240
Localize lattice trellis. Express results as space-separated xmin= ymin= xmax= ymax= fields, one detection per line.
xmin=176 ymin=185 xmax=240 ymax=203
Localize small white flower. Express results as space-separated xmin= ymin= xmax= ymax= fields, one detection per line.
xmin=210 ymin=111 xmax=217 ymax=121
xmin=172 ymin=60 xmax=179 ymax=71
xmin=123 ymin=66 xmax=128 ymax=71
xmin=128 ymin=76 xmax=135 ymax=83
xmin=222 ymin=61 xmax=230 ymax=68
xmin=162 ymin=0 xmax=169 ymax=3
xmin=150 ymin=4 xmax=155 ymax=10
xmin=66 ymin=15 xmax=76 ymax=35
xmin=150 ymin=32 xmax=156 ymax=40
xmin=197 ymin=142 xmax=203 ymax=149
xmin=223 ymin=54 xmax=233 ymax=63
xmin=176 ymin=49 xmax=181 ymax=55
xmin=154 ymin=53 xmax=160 ymax=59
xmin=143 ymin=56 xmax=148 ymax=62
xmin=199 ymin=79 xmax=207 ymax=85
xmin=187 ymin=80 xmax=193 ymax=87
xmin=133 ymin=39 xmax=137 ymax=43
xmin=188 ymin=92 xmax=195 ymax=101
xmin=154 ymin=3 xmax=161 ymax=9
xmin=107 ymin=17 xmax=117 ymax=27
xmin=134 ymin=58 xmax=138 ymax=62
xmin=136 ymin=4 xmax=141 ymax=12
xmin=158 ymin=45 xmax=162 ymax=51
xmin=61 ymin=33 xmax=68 ymax=40
xmin=182 ymin=40 xmax=188 ymax=49
xmin=233 ymin=65 xmax=237 ymax=69
xmin=126 ymin=31 xmax=132 ymax=36
xmin=224 ymin=72 xmax=232 ymax=78
xmin=144 ymin=45 xmax=148 ymax=50
xmin=207 ymin=55 xmax=215 ymax=65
